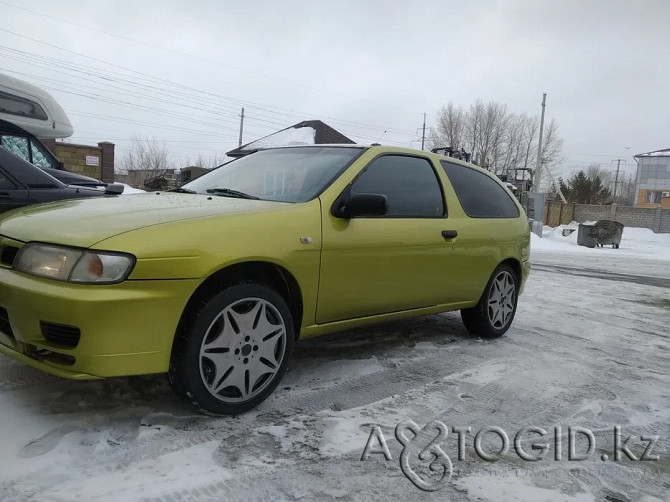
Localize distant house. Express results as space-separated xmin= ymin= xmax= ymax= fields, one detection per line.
xmin=226 ymin=120 xmax=354 ymax=158
xmin=180 ymin=165 xmax=210 ymax=184
xmin=634 ymin=148 xmax=670 ymax=207
xmin=116 ymin=168 xmax=179 ymax=190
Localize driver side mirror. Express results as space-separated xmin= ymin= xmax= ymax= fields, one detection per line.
xmin=334 ymin=193 xmax=388 ymax=218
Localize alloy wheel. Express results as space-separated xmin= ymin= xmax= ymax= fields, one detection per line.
xmin=198 ymin=297 xmax=287 ymax=403
xmin=487 ymin=271 xmax=516 ymax=329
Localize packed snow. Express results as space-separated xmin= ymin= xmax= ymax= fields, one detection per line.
xmin=0 ymin=226 xmax=668 ymax=501
xmin=532 ymin=223 xmax=670 ymax=261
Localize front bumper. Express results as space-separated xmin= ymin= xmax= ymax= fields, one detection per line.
xmin=0 ymin=267 xmax=198 ymax=378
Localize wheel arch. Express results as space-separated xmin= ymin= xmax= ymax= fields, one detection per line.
xmin=498 ymin=257 xmax=522 ymax=284
xmin=175 ymin=261 xmax=304 ymax=343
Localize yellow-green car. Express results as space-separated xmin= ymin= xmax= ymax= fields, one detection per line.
xmin=0 ymin=145 xmax=530 ymax=415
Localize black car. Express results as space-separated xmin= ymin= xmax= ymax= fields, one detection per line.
xmin=0 ymin=119 xmax=105 ymax=189
xmin=0 ymin=147 xmax=122 ymax=214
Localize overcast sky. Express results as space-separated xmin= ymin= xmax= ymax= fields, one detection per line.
xmin=1 ymin=0 xmax=668 ymax=178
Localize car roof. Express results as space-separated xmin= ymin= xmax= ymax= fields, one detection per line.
xmin=260 ymin=143 xmax=485 ymax=170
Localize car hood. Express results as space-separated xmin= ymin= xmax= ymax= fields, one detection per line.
xmin=0 ymin=193 xmax=287 ymax=248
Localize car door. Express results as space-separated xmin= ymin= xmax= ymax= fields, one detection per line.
xmin=437 ymin=160 xmax=525 ymax=301
xmin=0 ymin=167 xmax=28 ymax=213
xmin=317 ymin=153 xmax=462 ymax=324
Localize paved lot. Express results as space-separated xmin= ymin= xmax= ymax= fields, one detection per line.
xmin=1 ymin=250 xmax=669 ymax=501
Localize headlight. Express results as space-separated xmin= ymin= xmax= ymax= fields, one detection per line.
xmin=14 ymin=243 xmax=135 ymax=284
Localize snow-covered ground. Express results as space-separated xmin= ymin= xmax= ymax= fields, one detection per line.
xmin=533 ymin=223 xmax=670 ymax=261
xmin=0 ymin=227 xmax=668 ymax=501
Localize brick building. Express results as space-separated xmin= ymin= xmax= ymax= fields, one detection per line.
xmin=634 ymin=148 xmax=670 ymax=207
xmin=41 ymin=138 xmax=115 ymax=183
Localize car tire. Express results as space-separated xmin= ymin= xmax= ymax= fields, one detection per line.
xmin=168 ymin=283 xmax=294 ymax=415
xmin=460 ymin=264 xmax=518 ymax=338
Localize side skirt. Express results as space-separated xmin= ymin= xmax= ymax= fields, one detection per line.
xmin=299 ymin=301 xmax=475 ymax=339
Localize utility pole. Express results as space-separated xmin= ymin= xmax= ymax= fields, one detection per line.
xmin=421 ymin=113 xmax=426 ymax=151
xmin=238 ymin=107 xmax=245 ymax=147
xmin=611 ymin=158 xmax=626 ymax=199
xmin=533 ymin=93 xmax=547 ymax=192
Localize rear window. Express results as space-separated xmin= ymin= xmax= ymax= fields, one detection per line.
xmin=440 ymin=161 xmax=519 ymax=218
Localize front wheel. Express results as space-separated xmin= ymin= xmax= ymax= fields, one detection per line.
xmin=168 ymin=284 xmax=294 ymax=415
xmin=461 ymin=264 xmax=518 ymax=338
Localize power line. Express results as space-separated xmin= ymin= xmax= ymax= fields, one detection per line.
xmin=0 ymin=64 xmax=244 ymax=123
xmin=0 ymin=49 xmax=410 ymax=147
xmin=68 ymin=111 xmax=238 ymax=138
xmin=0 ymin=0 xmax=351 ymax=99
xmin=0 ymin=30 xmax=417 ymax=138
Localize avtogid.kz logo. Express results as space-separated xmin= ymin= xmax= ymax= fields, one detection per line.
xmin=360 ymin=420 xmax=660 ymax=492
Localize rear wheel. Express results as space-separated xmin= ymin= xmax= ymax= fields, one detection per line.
xmin=461 ymin=264 xmax=518 ymax=338
xmin=168 ymin=284 xmax=294 ymax=415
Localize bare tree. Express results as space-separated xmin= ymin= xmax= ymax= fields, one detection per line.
xmin=615 ymin=173 xmax=636 ymax=205
xmin=432 ymin=100 xmax=564 ymax=190
xmin=585 ymin=164 xmax=613 ymax=186
xmin=431 ymin=102 xmax=466 ymax=151
xmin=520 ymin=115 xmax=539 ymax=170
xmin=467 ymin=100 xmax=485 ymax=164
xmin=536 ymin=119 xmax=566 ymax=192
xmin=186 ymin=153 xmax=229 ymax=169
xmin=540 ymin=119 xmax=564 ymax=168
xmin=117 ymin=135 xmax=174 ymax=188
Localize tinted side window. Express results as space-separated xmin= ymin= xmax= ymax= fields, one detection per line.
xmin=440 ymin=161 xmax=519 ymax=218
xmin=350 ymin=155 xmax=444 ymax=217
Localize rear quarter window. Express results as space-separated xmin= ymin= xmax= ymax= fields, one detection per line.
xmin=440 ymin=161 xmax=519 ymax=218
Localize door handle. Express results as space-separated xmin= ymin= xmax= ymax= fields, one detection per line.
xmin=441 ymin=230 xmax=458 ymax=240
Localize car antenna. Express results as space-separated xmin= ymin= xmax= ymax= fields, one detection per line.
xmin=374 ymin=130 xmax=387 ymax=144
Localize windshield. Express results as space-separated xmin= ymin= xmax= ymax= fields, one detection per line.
xmin=182 ymin=146 xmax=364 ymax=202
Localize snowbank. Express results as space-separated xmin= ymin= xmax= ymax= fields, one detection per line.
xmin=531 ymin=223 xmax=670 ymax=260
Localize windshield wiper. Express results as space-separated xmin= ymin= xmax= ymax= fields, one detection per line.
xmin=169 ymin=187 xmax=197 ymax=194
xmin=206 ymin=188 xmax=259 ymax=200
xmin=168 ymin=187 xmax=198 ymax=193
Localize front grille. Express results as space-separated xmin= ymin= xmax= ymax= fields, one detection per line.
xmin=0 ymin=306 xmax=14 ymax=338
xmin=40 ymin=321 xmax=81 ymax=348
xmin=0 ymin=245 xmax=19 ymax=267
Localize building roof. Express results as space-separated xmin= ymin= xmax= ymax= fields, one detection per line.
xmin=635 ymin=148 xmax=670 ymax=158
xmin=226 ymin=120 xmax=354 ymax=158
